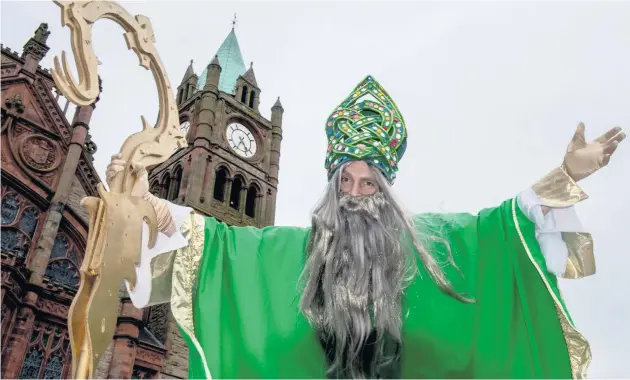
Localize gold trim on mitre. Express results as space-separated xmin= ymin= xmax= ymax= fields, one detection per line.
xmin=170 ymin=212 xmax=212 ymax=379
xmin=511 ymin=199 xmax=591 ymax=379
xmin=532 ymin=166 xmax=595 ymax=279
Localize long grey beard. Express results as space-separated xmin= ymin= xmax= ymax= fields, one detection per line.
xmin=300 ymin=192 xmax=412 ymax=378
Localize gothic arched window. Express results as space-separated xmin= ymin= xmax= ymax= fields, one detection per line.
xmin=18 ymin=321 xmax=70 ymax=379
xmin=1 ymin=193 xmax=19 ymax=224
xmin=45 ymin=233 xmax=81 ymax=290
xmin=149 ymin=180 xmax=160 ymax=196
xmin=1 ymin=229 xmax=28 ymax=258
xmin=213 ymin=167 xmax=228 ymax=202
xmin=1 ymin=193 xmax=40 ymax=259
xmin=245 ymin=184 xmax=259 ymax=218
xmin=19 ymin=207 xmax=39 ymax=236
xmin=45 ymin=261 xmax=79 ymax=289
xmin=160 ymin=174 xmax=171 ymax=200
xmin=241 ymin=85 xmax=249 ymax=103
xmin=248 ymin=90 xmax=256 ymax=108
xmin=19 ymin=348 xmax=44 ymax=379
xmin=170 ymin=166 xmax=183 ymax=201
xmin=230 ymin=176 xmax=244 ymax=210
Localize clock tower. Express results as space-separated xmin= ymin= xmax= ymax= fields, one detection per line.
xmin=147 ymin=27 xmax=284 ymax=228
xmin=142 ymin=29 xmax=285 ymax=378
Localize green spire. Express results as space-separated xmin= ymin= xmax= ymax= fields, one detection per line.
xmin=197 ymin=29 xmax=246 ymax=94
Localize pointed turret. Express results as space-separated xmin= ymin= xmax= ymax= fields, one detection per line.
xmin=193 ymin=55 xmax=222 ymax=148
xmin=180 ymin=59 xmax=196 ymax=85
xmin=242 ymin=62 xmax=258 ymax=87
xmin=266 ymin=96 xmax=285 ymax=225
xmin=205 ymin=55 xmax=222 ymax=90
xmin=272 ymin=96 xmax=283 ymax=110
xmin=177 ymin=59 xmax=198 ymax=105
xmin=235 ymin=61 xmax=261 ymax=110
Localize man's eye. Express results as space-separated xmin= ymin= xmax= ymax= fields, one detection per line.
xmin=341 ymin=177 xmax=350 ymax=183
xmin=364 ymin=181 xmax=375 ymax=187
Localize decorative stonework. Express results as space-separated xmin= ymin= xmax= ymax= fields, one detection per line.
xmin=5 ymin=94 xmax=25 ymax=115
xmin=35 ymin=81 xmax=71 ymax=142
xmin=21 ymin=23 xmax=50 ymax=62
xmin=135 ymin=347 xmax=163 ymax=365
xmin=36 ymin=298 xmax=69 ymax=318
xmin=19 ymin=135 xmax=60 ymax=172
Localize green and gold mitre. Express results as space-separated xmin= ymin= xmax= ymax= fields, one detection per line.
xmin=325 ymin=75 xmax=408 ymax=185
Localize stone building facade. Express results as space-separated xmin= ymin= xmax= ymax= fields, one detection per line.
xmin=1 ymin=22 xmax=283 ymax=379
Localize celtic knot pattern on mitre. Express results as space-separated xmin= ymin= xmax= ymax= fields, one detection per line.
xmin=324 ymin=75 xmax=407 ymax=184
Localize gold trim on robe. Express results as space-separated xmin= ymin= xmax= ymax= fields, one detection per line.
xmin=512 ymin=199 xmax=592 ymax=379
xmin=532 ymin=167 xmax=595 ymax=279
xmin=169 ymin=212 xmax=212 ymax=379
xmin=532 ymin=166 xmax=588 ymax=207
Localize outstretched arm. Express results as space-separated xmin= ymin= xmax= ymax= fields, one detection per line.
xmin=518 ymin=123 xmax=625 ymax=277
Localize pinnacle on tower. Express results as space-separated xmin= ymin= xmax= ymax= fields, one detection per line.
xmin=22 ymin=23 xmax=50 ymax=62
xmin=272 ymin=97 xmax=284 ymax=110
xmin=209 ymin=54 xmax=221 ymax=67
xmin=242 ymin=61 xmax=258 ymax=87
xmin=180 ymin=59 xmax=196 ymax=85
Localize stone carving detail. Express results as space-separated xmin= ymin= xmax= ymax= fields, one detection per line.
xmin=21 ymin=23 xmax=50 ymax=62
xmin=84 ymin=132 xmax=98 ymax=161
xmin=135 ymin=348 xmax=162 ymax=364
xmin=36 ymin=298 xmax=70 ymax=318
xmin=5 ymin=94 xmax=25 ymax=114
xmin=33 ymin=23 xmax=51 ymax=44
xmin=13 ymin=124 xmax=28 ymax=136
xmin=20 ymin=136 xmax=59 ymax=172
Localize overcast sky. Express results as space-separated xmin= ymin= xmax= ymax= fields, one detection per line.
xmin=2 ymin=1 xmax=629 ymax=377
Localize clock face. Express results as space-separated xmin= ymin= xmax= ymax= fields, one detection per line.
xmin=180 ymin=120 xmax=190 ymax=135
xmin=226 ymin=122 xmax=257 ymax=158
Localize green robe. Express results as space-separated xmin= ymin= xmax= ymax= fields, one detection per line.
xmin=162 ymin=197 xmax=590 ymax=379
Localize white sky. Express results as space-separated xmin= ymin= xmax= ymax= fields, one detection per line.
xmin=2 ymin=1 xmax=629 ymax=377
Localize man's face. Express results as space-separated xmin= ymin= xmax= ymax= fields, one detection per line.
xmin=340 ymin=161 xmax=378 ymax=196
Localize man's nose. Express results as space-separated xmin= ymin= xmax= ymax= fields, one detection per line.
xmin=349 ymin=182 xmax=361 ymax=197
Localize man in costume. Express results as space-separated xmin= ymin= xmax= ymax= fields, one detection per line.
xmin=107 ymin=75 xmax=625 ymax=379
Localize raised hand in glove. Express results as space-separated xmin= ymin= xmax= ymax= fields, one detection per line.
xmin=562 ymin=123 xmax=626 ymax=182
xmin=105 ymin=153 xmax=176 ymax=236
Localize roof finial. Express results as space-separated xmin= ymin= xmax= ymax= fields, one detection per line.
xmin=190 ymin=59 xmax=193 ymax=65
xmin=232 ymin=13 xmax=237 ymax=30
xmin=250 ymin=61 xmax=253 ymax=69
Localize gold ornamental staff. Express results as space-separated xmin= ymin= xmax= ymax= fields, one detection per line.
xmin=50 ymin=1 xmax=187 ymax=378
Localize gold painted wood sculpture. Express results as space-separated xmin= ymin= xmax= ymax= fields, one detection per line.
xmin=49 ymin=1 xmax=187 ymax=378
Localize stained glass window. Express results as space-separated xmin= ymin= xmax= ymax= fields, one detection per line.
xmin=1 ymin=228 xmax=27 ymax=257
xmin=19 ymin=207 xmax=39 ymax=237
xmin=45 ymin=260 xmax=79 ymax=288
xmin=50 ymin=235 xmax=69 ymax=259
xmin=1 ymin=193 xmax=19 ymax=224
xmin=42 ymin=354 xmax=63 ymax=379
xmin=19 ymin=320 xmax=70 ymax=380
xmin=19 ymin=348 xmax=44 ymax=379
xmin=69 ymin=250 xmax=80 ymax=266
